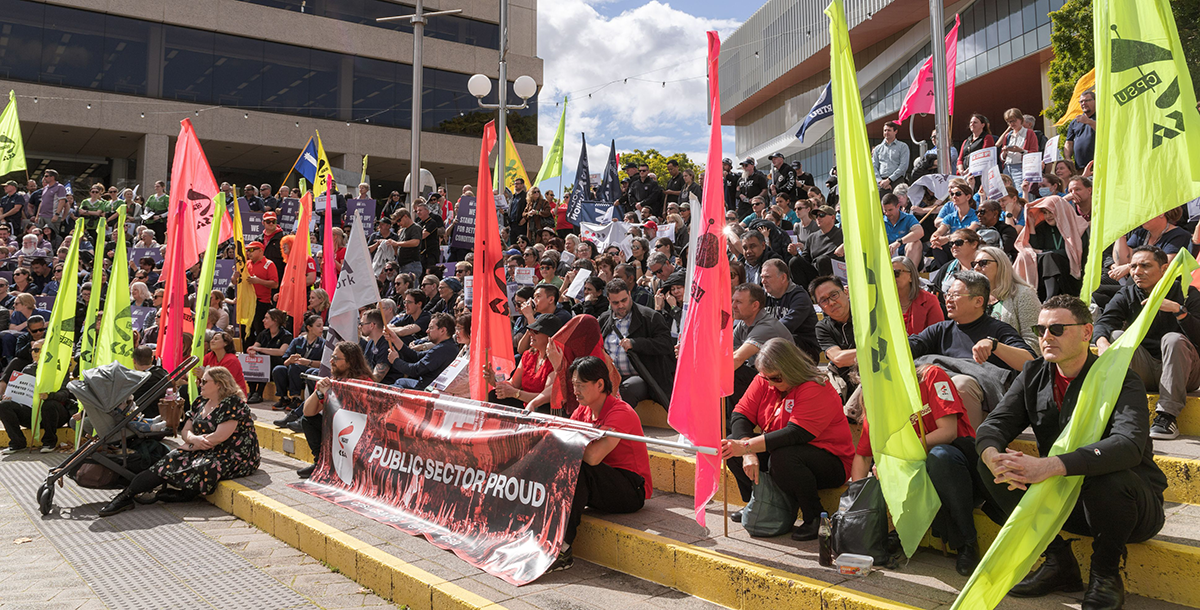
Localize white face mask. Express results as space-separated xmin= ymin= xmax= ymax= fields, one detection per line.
xmin=1039 ymin=187 xmax=1053 ymax=198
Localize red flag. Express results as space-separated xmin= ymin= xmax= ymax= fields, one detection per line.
xmin=278 ymin=192 xmax=314 ymax=335
xmin=468 ymin=122 xmax=515 ymax=401
xmin=897 ymin=15 xmax=960 ymax=124
xmin=322 ymin=180 xmax=336 ymax=300
xmin=667 ymin=31 xmax=733 ymax=527
xmin=156 ymin=205 xmax=190 ymax=371
xmin=167 ymin=118 xmax=232 ymax=272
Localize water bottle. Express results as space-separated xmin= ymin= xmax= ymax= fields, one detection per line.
xmin=165 ymin=387 xmax=178 ymax=403
xmin=818 ymin=511 xmax=833 ymax=567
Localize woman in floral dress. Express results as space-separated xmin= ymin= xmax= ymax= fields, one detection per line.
xmin=99 ymin=366 xmax=260 ymax=516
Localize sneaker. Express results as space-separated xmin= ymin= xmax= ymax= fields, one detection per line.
xmin=297 ymin=464 xmax=316 ymax=479
xmin=0 ymin=446 xmax=23 ymax=455
xmin=546 ymin=544 xmax=574 ymax=572
xmin=1150 ymin=412 xmax=1179 ymax=441
xmin=39 ymin=445 xmax=55 ymax=454
xmin=274 ymin=408 xmax=302 ymax=428
xmin=248 ymin=392 xmax=264 ymax=405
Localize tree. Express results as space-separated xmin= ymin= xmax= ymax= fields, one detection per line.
xmin=1046 ymin=0 xmax=1199 ymax=123
xmin=617 ymin=149 xmax=700 ymax=187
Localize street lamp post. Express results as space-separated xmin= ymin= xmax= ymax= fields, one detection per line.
xmin=378 ymin=1 xmax=462 ymax=209
xmin=468 ymin=0 xmax=538 ymax=202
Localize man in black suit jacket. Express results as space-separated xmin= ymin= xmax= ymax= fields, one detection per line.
xmin=597 ymin=279 xmax=677 ymax=409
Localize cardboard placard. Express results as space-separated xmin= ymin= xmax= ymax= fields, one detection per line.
xmin=1042 ymin=135 xmax=1062 ymax=164
xmin=831 ymin=259 xmax=848 ymax=283
xmin=1022 ymin=154 xmax=1044 ymax=184
xmin=429 ymin=350 xmax=469 ymax=392
xmin=565 ymin=268 xmax=591 ymax=300
xmin=656 ymin=224 xmax=676 ymax=243
xmin=968 ymin=148 xmax=997 ymax=177
xmin=448 ymin=196 xmax=477 ymax=250
xmin=237 ymin=353 xmax=272 ymax=383
xmin=33 ymin=295 xmax=53 ymax=311
xmin=3 ymin=371 xmax=35 ymax=407
xmin=213 ymin=259 xmax=237 ymax=290
xmin=464 ymin=276 xmax=473 ymax=306
xmin=130 ymin=246 xmax=164 ymax=266
xmin=277 ymin=197 xmax=302 ymax=233
xmin=513 ymin=267 xmax=537 ymax=286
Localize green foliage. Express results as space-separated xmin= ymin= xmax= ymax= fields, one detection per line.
xmin=616 ymin=149 xmax=700 ymax=187
xmin=1046 ymin=0 xmax=1200 ymax=123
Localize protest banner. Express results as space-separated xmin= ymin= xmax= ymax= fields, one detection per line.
xmin=968 ymin=148 xmax=997 ymax=176
xmin=985 ymin=165 xmax=1007 ymax=200
xmin=34 ymin=295 xmax=54 ymax=312
xmin=237 ymin=353 xmax=271 ymax=382
xmin=346 ymin=199 xmax=377 ymax=234
xmin=277 ymin=197 xmax=301 ymax=233
xmin=293 ymin=380 xmax=601 ymax=585
xmin=1022 ymin=154 xmax=1044 ymax=184
xmin=130 ymin=246 xmax=163 ymax=266
xmin=131 ymin=306 xmax=156 ymax=330
xmin=3 ymin=371 xmax=35 ymax=407
xmin=213 ymin=259 xmax=237 ymax=290
xmin=513 ymin=267 xmax=537 ymax=286
xmin=448 ymin=196 xmax=477 ymax=250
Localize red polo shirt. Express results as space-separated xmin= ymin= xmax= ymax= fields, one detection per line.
xmin=571 ymin=394 xmax=653 ymax=498
xmin=856 ymin=366 xmax=976 ymax=457
xmin=735 ymin=376 xmax=855 ymax=477
xmin=247 ymin=257 xmax=278 ymax=303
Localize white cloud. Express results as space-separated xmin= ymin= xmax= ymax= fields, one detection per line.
xmin=535 ymin=0 xmax=740 ymax=187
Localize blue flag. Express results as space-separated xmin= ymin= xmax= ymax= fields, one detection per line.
xmin=574 ymin=201 xmax=615 ymax=224
xmin=565 ymin=133 xmax=591 ymax=226
xmin=796 ymin=82 xmax=834 ymax=142
xmin=597 ymin=140 xmax=621 ymax=205
xmin=294 ymin=137 xmax=319 ymax=183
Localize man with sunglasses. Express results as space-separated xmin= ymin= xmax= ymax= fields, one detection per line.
xmin=909 ymin=270 xmax=1035 ymax=428
xmin=977 ymin=295 xmax=1164 ymax=609
xmin=1092 ymin=246 xmax=1200 ymax=441
xmin=261 ymin=211 xmax=286 ymax=272
xmin=882 ymin=193 xmax=924 ymax=269
xmin=789 ymin=205 xmax=844 ymax=291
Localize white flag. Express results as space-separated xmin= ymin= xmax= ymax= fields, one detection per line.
xmin=321 ymin=212 xmax=382 ymax=372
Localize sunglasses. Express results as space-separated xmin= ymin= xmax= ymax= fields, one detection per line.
xmin=29 ymin=326 xmax=45 ymax=333
xmin=951 ymin=190 xmax=966 ymax=197
xmin=263 ymin=219 xmax=277 ymax=224
xmin=949 ymin=239 xmax=972 ymax=247
xmin=971 ymin=259 xmax=996 ymax=270
xmin=1031 ymin=323 xmax=1087 ymax=337
xmin=813 ymin=211 xmax=828 ymax=218
xmin=893 ymin=269 xmax=905 ymax=278
xmin=762 ymin=373 xmax=784 ymax=384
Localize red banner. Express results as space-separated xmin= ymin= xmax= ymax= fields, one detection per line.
xmin=292 ymin=380 xmax=601 ymax=585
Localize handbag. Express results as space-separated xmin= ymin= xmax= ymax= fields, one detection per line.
xmin=831 ymin=475 xmax=891 ymax=565
xmin=159 ymin=398 xmax=185 ymax=436
xmin=741 ymin=471 xmax=798 ymax=538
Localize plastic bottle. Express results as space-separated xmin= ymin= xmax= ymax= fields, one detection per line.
xmin=818 ymin=511 xmax=833 ymax=567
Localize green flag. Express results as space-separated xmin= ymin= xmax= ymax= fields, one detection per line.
xmin=533 ymin=97 xmax=567 ymax=186
xmin=1080 ymin=0 xmax=1200 ymax=302
xmin=78 ymin=218 xmax=107 ymax=372
xmin=188 ymin=193 xmax=227 ymax=399
xmin=824 ymin=0 xmax=940 ymax=558
xmin=953 ymin=250 xmax=1199 ymax=609
xmin=0 ymin=90 xmax=26 ymax=177
xmin=30 ymin=219 xmax=83 ymax=445
xmin=95 ymin=206 xmax=133 ymax=369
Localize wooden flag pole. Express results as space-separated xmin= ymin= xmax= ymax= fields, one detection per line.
xmin=280 ymin=137 xmax=312 ymax=188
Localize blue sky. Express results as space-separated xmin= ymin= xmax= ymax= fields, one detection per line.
xmin=534 ymin=1 xmax=743 ymax=194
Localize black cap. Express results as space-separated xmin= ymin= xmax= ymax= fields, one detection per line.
xmin=790 ymin=160 xmax=802 ymax=169
xmin=740 ymin=157 xmax=755 ymax=166
xmin=624 ymin=162 xmax=639 ymax=170
xmin=722 ymin=158 xmax=733 ymax=165
xmin=528 ymin=313 xmax=564 ymax=336
xmin=767 ymin=152 xmax=784 ymax=160
xmin=661 ymin=269 xmax=686 ymax=289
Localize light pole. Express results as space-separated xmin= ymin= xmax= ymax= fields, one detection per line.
xmin=928 ymin=0 xmax=952 ymax=174
xmin=468 ymin=0 xmax=538 ymax=201
xmin=377 ymin=1 xmax=462 ymax=209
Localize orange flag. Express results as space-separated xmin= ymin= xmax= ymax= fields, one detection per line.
xmin=468 ymin=121 xmax=516 ymax=400
xmin=277 ymin=192 xmax=314 ymax=335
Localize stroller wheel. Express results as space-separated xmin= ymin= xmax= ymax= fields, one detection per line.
xmin=37 ymin=483 xmax=54 ymax=516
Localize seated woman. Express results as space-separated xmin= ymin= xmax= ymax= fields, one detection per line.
xmin=572 ymin=276 xmax=609 ymax=318
xmin=246 ymin=309 xmax=292 ymax=405
xmin=307 ymin=288 xmax=330 ymax=320
xmin=271 ymin=314 xmax=325 ymax=428
xmin=201 ymin=330 xmax=248 ymax=397
xmin=98 ymin=366 xmax=259 ymax=516
xmin=719 ymin=338 xmax=854 ymax=541
xmin=850 ymin=364 xmax=980 ymax=575
xmin=654 ymin=270 xmax=685 ymax=338
xmin=930 ymin=228 xmax=982 ymax=296
xmin=546 ymin=355 xmax=652 ymax=572
xmin=1014 ymin=195 xmax=1088 ymax=300
xmin=928 ymin=179 xmax=981 ymax=269
xmin=486 ymin=313 xmax=561 ymax=413
xmin=894 ymin=255 xmax=942 ymax=335
xmin=973 ymin=246 xmax=1041 ymax=353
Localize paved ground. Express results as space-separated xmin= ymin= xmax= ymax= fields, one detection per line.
xmin=0 ymin=452 xmax=394 ymax=610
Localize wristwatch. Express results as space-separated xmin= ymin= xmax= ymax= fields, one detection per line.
xmin=988 ymin=337 xmax=998 ymax=351
xmin=316 ymin=390 xmax=326 ymax=401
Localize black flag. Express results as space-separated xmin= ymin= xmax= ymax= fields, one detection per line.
xmin=597 ymin=140 xmax=621 ymax=206
xmin=565 ymin=133 xmax=591 ymax=226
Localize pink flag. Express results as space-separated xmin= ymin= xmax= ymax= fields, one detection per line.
xmin=322 ymin=180 xmax=336 ymax=300
xmin=156 ymin=205 xmax=189 ymax=371
xmin=167 ymin=118 xmax=233 ymax=272
xmin=667 ymin=31 xmax=733 ymax=527
xmin=897 ymin=15 xmax=960 ymax=124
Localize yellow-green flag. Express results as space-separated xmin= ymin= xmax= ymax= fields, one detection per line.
xmin=1081 ymin=0 xmax=1200 ymax=302
xmin=30 ymin=219 xmax=83 ymax=443
xmin=78 ymin=218 xmax=106 ymax=372
xmin=533 ymin=98 xmax=567 ymax=186
xmin=95 ymin=206 xmax=133 ymax=369
xmin=953 ymin=250 xmax=1200 ymax=609
xmin=361 ymin=154 xmax=368 ymax=185
xmin=493 ymin=127 xmax=532 ymax=192
xmin=825 ymin=0 xmax=940 ymax=558
xmin=0 ymin=91 xmax=26 ymax=177
xmin=188 ymin=193 xmax=227 ymax=399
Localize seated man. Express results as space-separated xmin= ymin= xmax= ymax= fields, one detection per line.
xmin=731 ymin=282 xmax=793 ymax=409
xmin=359 ymin=309 xmax=401 ymax=385
xmin=788 ymin=205 xmax=843 ymax=291
xmin=547 ymin=355 xmax=651 ymax=572
xmin=394 ymin=289 xmax=431 ymax=345
xmin=882 ymin=193 xmax=924 ymax=269
xmin=0 ymin=340 xmax=68 ymax=454
xmin=271 ymin=314 xmax=325 ymax=428
xmin=909 ymin=270 xmax=1035 ymax=427
xmin=298 ymin=341 xmax=374 ymax=479
xmin=598 ymin=279 xmax=676 ymax=409
xmin=1093 ymin=245 xmax=1200 ymax=440
xmin=811 ymin=276 xmax=860 ymax=418
xmin=760 ymin=259 xmax=819 ymax=362
xmin=0 ymin=314 xmax=44 ymax=390
xmin=387 ymin=313 xmax=459 ymax=390
xmin=977 ymin=295 xmax=1165 ymax=609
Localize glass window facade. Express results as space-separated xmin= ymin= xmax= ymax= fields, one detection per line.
xmin=237 ymin=0 xmax=500 ymax=50
xmin=0 ymin=0 xmax=535 ymax=143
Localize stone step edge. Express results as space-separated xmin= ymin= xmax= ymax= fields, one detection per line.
xmin=203 ymin=479 xmax=509 ymax=610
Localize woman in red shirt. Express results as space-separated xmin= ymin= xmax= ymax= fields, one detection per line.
xmin=547 ymin=355 xmax=651 ymax=573
xmin=894 ymin=255 xmax=943 ymax=335
xmin=850 ymin=364 xmax=980 ymax=575
xmin=485 ymin=313 xmax=561 ymax=413
xmin=720 ymin=338 xmax=853 ymax=540
xmin=201 ymin=330 xmax=248 ymax=396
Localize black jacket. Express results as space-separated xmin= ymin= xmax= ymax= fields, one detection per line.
xmin=598 ymin=303 xmax=677 ymax=406
xmin=392 ymin=339 xmax=459 ymax=390
xmin=976 ymin=353 xmax=1167 ymax=494
xmin=766 ymin=282 xmax=819 ymax=362
xmin=1093 ymin=280 xmax=1200 ymax=359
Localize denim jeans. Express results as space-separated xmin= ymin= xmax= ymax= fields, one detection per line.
xmin=925 ymin=441 xmax=978 ymax=550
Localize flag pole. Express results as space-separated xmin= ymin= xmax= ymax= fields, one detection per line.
xmin=281 ymin=136 xmax=312 ymax=188
xmin=722 ymin=397 xmax=728 ymax=538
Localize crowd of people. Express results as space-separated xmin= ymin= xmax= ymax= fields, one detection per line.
xmin=0 ymin=90 xmax=1183 ymax=604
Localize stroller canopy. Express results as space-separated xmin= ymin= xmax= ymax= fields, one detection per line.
xmin=67 ymin=363 xmax=150 ymax=415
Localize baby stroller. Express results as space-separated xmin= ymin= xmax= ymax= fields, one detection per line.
xmin=35 ymin=356 xmax=198 ymax=516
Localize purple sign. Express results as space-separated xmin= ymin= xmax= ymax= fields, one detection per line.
xmin=33 ymin=295 xmax=54 ymax=311
xmin=131 ymin=306 xmax=156 ymax=330
xmin=213 ymin=259 xmax=236 ymax=290
xmin=278 ymin=197 xmax=302 ymax=233
xmin=130 ymin=246 xmax=164 ymax=266
xmin=346 ymin=199 xmax=377 ymax=234
xmin=448 ymin=196 xmax=476 ymax=250
xmin=238 ymin=198 xmax=264 ymax=242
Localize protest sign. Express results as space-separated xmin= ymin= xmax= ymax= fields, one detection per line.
xmin=1022 ymin=154 xmax=1044 ymax=184
xmin=237 ymin=198 xmax=264 ymax=242
xmin=831 ymin=259 xmax=848 ymax=284
xmin=130 ymin=246 xmax=163 ymax=266
xmin=237 ymin=353 xmax=271 ymax=382
xmin=34 ymin=295 xmax=54 ymax=312
xmin=131 ymin=306 xmax=156 ymax=330
xmin=213 ymin=259 xmax=237 ymax=290
xmin=513 ymin=267 xmax=537 ymax=286
xmin=278 ymin=197 xmax=301 ymax=233
xmin=464 ymin=275 xmax=473 ymax=304
xmin=565 ymin=268 xmax=591 ymax=300
xmin=1042 ymin=135 xmax=1063 ymax=164
xmin=985 ymin=165 xmax=1007 ymax=200
xmin=3 ymin=371 xmax=35 ymax=407
xmin=968 ymin=148 xmax=997 ymax=176
xmin=448 ymin=196 xmax=477 ymax=250
xmin=429 ymin=351 xmax=469 ymax=392
xmin=656 ymin=224 xmax=676 ymax=243
xmin=346 ymin=199 xmax=377 ymax=234
xmin=293 ymin=380 xmax=602 ymax=585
